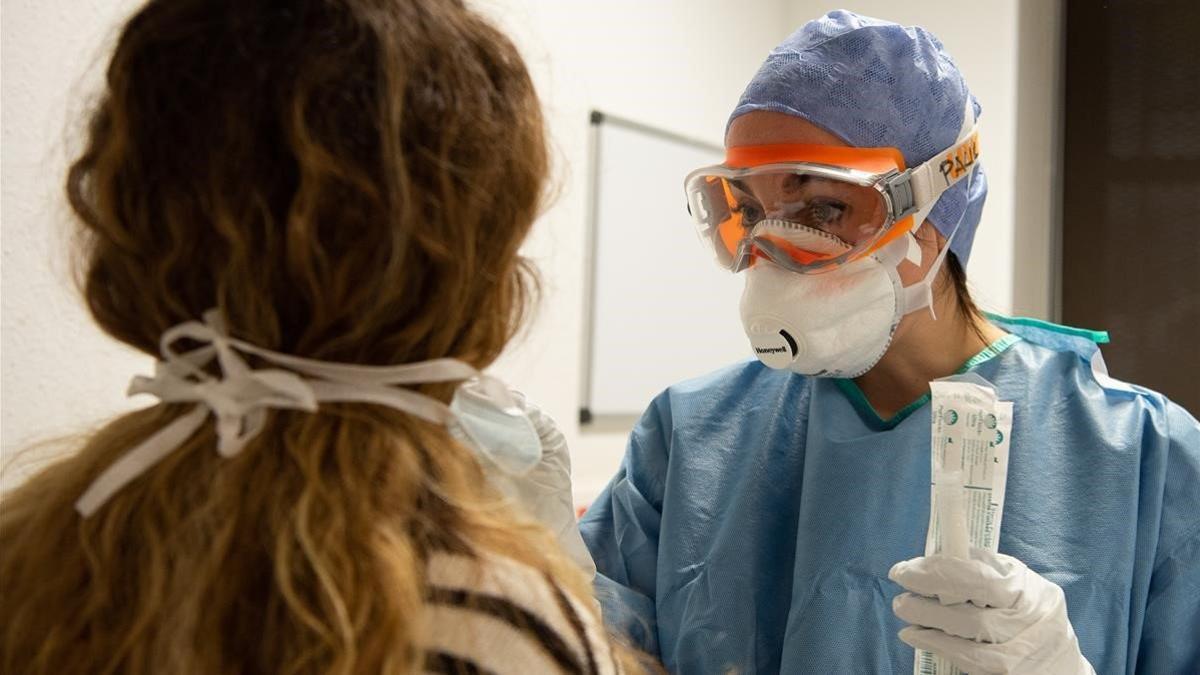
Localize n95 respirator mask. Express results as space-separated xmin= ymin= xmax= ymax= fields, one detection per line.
xmin=739 ymin=220 xmax=953 ymax=378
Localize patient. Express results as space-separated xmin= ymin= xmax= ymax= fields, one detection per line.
xmin=0 ymin=1 xmax=646 ymax=673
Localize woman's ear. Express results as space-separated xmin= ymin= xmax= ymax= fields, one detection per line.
xmin=913 ymin=220 xmax=946 ymax=252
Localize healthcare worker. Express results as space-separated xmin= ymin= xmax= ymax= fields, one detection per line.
xmin=580 ymin=11 xmax=1200 ymax=674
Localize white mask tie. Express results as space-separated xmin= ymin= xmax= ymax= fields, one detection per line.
xmin=75 ymin=310 xmax=531 ymax=516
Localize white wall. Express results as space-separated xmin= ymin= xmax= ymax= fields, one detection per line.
xmin=1012 ymin=0 xmax=1064 ymax=320
xmin=1 ymin=0 xmax=1060 ymax=503
xmin=2 ymin=0 xmax=150 ymax=490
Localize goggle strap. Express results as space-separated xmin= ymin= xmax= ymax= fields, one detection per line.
xmin=907 ymin=124 xmax=980 ymax=215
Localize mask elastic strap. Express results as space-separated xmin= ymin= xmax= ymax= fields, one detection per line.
xmin=872 ymin=223 xmax=958 ymax=322
xmin=880 ymin=97 xmax=977 ymax=321
xmin=900 ymin=225 xmax=958 ymax=320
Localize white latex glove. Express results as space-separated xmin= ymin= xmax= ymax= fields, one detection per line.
xmin=889 ymin=549 xmax=1095 ymax=675
xmin=490 ymin=392 xmax=597 ymax=578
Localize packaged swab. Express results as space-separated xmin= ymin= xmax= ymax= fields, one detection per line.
xmin=916 ymin=373 xmax=1013 ymax=675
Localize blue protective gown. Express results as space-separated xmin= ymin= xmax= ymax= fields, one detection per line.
xmin=580 ymin=317 xmax=1200 ymax=674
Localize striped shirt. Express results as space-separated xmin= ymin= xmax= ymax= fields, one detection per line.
xmin=423 ymin=552 xmax=622 ymax=675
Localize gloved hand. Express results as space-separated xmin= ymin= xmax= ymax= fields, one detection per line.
xmin=889 ymin=549 xmax=1095 ymax=675
xmin=493 ymin=392 xmax=597 ymax=578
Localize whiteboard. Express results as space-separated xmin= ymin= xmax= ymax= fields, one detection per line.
xmin=582 ymin=112 xmax=749 ymax=421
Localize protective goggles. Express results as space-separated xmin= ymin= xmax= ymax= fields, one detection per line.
xmin=684 ymin=128 xmax=980 ymax=274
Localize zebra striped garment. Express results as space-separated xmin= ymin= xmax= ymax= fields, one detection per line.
xmin=423 ymin=552 xmax=622 ymax=675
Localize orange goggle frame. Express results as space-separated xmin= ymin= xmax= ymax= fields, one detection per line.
xmin=686 ymin=128 xmax=981 ymax=274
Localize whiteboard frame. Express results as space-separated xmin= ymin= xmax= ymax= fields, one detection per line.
xmin=578 ymin=110 xmax=725 ymax=425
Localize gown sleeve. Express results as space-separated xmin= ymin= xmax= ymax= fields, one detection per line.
xmin=579 ymin=395 xmax=674 ymax=658
xmin=1136 ymin=402 xmax=1200 ymax=673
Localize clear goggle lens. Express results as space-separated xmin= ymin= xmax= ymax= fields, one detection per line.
xmin=685 ymin=166 xmax=901 ymax=273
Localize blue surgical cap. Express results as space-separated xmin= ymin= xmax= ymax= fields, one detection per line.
xmin=729 ymin=10 xmax=987 ymax=266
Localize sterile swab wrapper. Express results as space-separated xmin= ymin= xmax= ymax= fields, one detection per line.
xmin=915 ymin=374 xmax=1013 ymax=675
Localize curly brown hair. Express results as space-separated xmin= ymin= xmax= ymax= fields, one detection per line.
xmin=0 ymin=1 xmax=642 ymax=673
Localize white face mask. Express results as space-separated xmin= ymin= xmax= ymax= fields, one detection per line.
xmin=739 ymin=220 xmax=953 ymax=378
xmin=449 ymin=378 xmax=542 ymax=475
